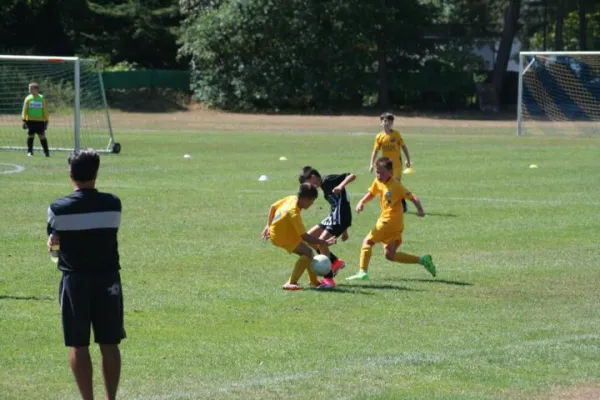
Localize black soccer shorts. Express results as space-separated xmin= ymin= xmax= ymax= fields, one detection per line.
xmin=318 ymin=214 xmax=352 ymax=238
xmin=59 ymin=271 xmax=126 ymax=347
xmin=26 ymin=121 xmax=46 ymax=135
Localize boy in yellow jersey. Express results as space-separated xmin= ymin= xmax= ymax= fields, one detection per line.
xmin=346 ymin=157 xmax=436 ymax=281
xmin=262 ymin=183 xmax=337 ymax=290
xmin=22 ymin=82 xmax=50 ymax=157
xmin=369 ymin=112 xmax=411 ymax=211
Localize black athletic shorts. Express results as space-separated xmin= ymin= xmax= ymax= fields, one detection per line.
xmin=59 ymin=271 xmax=126 ymax=347
xmin=318 ymin=214 xmax=351 ymax=238
xmin=26 ymin=121 xmax=46 ymax=135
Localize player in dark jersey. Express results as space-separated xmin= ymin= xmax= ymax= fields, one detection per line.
xmin=47 ymin=149 xmax=124 ymax=400
xmin=299 ymin=166 xmax=356 ymax=289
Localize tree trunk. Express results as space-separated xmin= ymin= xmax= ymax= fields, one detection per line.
xmin=491 ymin=0 xmax=521 ymax=107
xmin=376 ymin=39 xmax=390 ymax=110
xmin=578 ymin=0 xmax=587 ymax=50
xmin=555 ymin=3 xmax=565 ymax=51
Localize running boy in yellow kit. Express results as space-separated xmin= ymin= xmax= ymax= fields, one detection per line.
xmin=346 ymin=157 xmax=436 ymax=281
xmin=262 ymin=183 xmax=336 ymax=290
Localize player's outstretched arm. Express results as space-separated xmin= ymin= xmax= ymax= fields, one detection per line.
xmin=356 ymin=192 xmax=375 ymax=213
xmin=22 ymin=98 xmax=29 ymax=123
xmin=262 ymin=205 xmax=276 ymax=239
xmin=332 ymin=173 xmax=356 ymax=194
xmin=410 ymin=195 xmax=425 ymax=217
xmin=402 ymin=145 xmax=411 ymax=168
xmin=369 ymin=150 xmax=378 ymax=172
xmin=43 ymin=98 xmax=49 ymax=122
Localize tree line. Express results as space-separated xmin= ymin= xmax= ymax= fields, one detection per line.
xmin=1 ymin=0 xmax=599 ymax=110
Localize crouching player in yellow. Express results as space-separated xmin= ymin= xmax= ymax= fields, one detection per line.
xmin=346 ymin=157 xmax=436 ymax=281
xmin=262 ymin=183 xmax=337 ymax=290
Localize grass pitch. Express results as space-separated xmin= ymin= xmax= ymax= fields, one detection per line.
xmin=1 ymin=121 xmax=600 ymax=400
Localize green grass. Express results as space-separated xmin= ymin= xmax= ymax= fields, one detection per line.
xmin=1 ymin=126 xmax=600 ymax=399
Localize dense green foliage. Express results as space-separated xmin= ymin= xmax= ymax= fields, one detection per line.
xmin=2 ymin=0 xmax=600 ymax=109
xmin=0 ymin=0 xmax=182 ymax=69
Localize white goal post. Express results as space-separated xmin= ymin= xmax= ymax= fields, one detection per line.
xmin=517 ymin=51 xmax=600 ymax=136
xmin=0 ymin=55 xmax=120 ymax=153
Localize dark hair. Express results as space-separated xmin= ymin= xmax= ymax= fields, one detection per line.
xmin=68 ymin=149 xmax=100 ymax=182
xmin=380 ymin=112 xmax=395 ymax=122
xmin=376 ymin=157 xmax=393 ymax=171
xmin=297 ymin=183 xmax=318 ymax=199
xmin=298 ymin=166 xmax=321 ymax=184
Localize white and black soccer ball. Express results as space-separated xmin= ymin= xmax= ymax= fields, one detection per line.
xmin=311 ymin=254 xmax=332 ymax=276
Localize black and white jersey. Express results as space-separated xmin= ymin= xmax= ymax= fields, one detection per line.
xmin=320 ymin=173 xmax=352 ymax=226
xmin=47 ymin=188 xmax=121 ymax=273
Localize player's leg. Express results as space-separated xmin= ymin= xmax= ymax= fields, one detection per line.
xmin=91 ymin=271 xmax=125 ymax=400
xmin=60 ymin=273 xmax=94 ymax=400
xmin=319 ymin=228 xmax=345 ymax=274
xmin=69 ymin=347 xmax=94 ymax=400
xmin=99 ymin=344 xmax=121 ymax=400
xmin=316 ymin=214 xmax=348 ymax=269
xmin=26 ymin=123 xmax=35 ymax=156
xmin=38 ymin=131 xmax=50 ymax=157
xmin=284 ymin=242 xmax=319 ymax=289
xmin=383 ymin=240 xmax=437 ymax=277
xmin=314 ymin=230 xmax=340 ymax=289
xmin=307 ymin=224 xmax=335 ymax=259
xmin=348 ymin=220 xmax=394 ymax=280
xmin=306 ymin=225 xmax=326 ymax=254
xmin=346 ymin=235 xmax=375 ymax=280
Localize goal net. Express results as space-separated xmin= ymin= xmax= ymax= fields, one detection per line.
xmin=0 ymin=55 xmax=119 ymax=152
xmin=517 ymin=51 xmax=600 ymax=136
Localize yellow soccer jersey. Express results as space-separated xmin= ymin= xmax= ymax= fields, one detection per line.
xmin=269 ymin=195 xmax=307 ymax=251
xmin=22 ymin=94 xmax=49 ymax=122
xmin=368 ymin=178 xmax=414 ymax=228
xmin=373 ymin=130 xmax=405 ymax=171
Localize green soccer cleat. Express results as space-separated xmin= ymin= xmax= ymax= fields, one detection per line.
xmin=346 ymin=270 xmax=370 ymax=281
xmin=421 ymin=254 xmax=437 ymax=277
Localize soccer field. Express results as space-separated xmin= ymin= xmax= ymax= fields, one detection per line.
xmin=1 ymin=116 xmax=600 ymax=400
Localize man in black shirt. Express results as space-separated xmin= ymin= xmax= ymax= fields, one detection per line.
xmin=299 ymin=166 xmax=356 ymax=289
xmin=47 ymin=149 xmax=124 ymax=400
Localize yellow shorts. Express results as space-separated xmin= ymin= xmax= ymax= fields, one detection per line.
xmin=271 ymin=235 xmax=302 ymax=254
xmin=366 ymin=220 xmax=403 ymax=246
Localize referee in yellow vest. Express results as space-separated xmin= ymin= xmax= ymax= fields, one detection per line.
xmin=22 ymin=82 xmax=50 ymax=157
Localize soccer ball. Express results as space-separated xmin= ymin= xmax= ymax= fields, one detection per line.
xmin=311 ymin=255 xmax=332 ymax=276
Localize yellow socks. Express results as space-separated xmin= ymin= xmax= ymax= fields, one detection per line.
xmin=360 ymin=245 xmax=372 ymax=272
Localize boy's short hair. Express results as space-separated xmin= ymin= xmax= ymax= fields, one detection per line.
xmin=376 ymin=157 xmax=394 ymax=171
xmin=298 ymin=166 xmax=321 ymax=184
xmin=297 ymin=183 xmax=318 ymax=199
xmin=29 ymin=82 xmax=39 ymax=90
xmin=68 ymin=149 xmax=100 ymax=182
xmin=380 ymin=112 xmax=395 ymax=122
